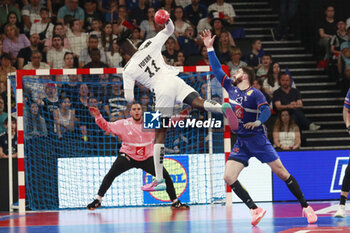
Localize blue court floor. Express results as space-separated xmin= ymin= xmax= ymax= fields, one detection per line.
xmin=1 ymin=201 xmax=350 ymax=233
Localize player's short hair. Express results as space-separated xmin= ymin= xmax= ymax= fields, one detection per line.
xmin=40 ymin=7 xmax=49 ymax=13
xmin=116 ymin=29 xmax=133 ymax=47
xmin=131 ymin=102 xmax=142 ymax=108
xmin=242 ymin=66 xmax=256 ymax=85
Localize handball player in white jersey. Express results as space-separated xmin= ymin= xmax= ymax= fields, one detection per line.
xmin=117 ymin=10 xmax=238 ymax=191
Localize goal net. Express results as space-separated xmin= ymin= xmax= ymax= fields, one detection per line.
xmin=8 ymin=67 xmax=227 ymax=210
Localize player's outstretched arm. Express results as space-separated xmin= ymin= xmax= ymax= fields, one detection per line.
xmin=123 ymin=74 xmax=135 ymax=104
xmin=89 ymin=107 xmax=120 ymax=135
xmin=200 ymin=29 xmax=226 ymax=85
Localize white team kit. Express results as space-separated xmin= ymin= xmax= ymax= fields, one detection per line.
xmin=122 ymin=19 xmax=196 ymax=117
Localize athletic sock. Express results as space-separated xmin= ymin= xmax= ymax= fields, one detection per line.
xmin=340 ymin=195 xmax=347 ymax=205
xmin=96 ymin=196 xmax=102 ymax=201
xmin=285 ymin=175 xmax=308 ymax=208
xmin=230 ymin=180 xmax=257 ymax=209
xmin=153 ymin=143 xmax=165 ymax=181
xmin=203 ymin=100 xmax=222 ymax=114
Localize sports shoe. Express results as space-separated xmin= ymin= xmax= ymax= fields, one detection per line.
xmin=222 ymin=103 xmax=238 ymax=131
xmin=141 ymin=178 xmax=166 ymax=191
xmin=334 ymin=205 xmax=346 ymax=218
xmin=87 ymin=199 xmax=101 ymax=210
xmin=250 ymin=207 xmax=266 ymax=226
xmin=303 ymin=206 xmax=318 ymax=224
xmin=171 ymin=200 xmax=189 ymax=209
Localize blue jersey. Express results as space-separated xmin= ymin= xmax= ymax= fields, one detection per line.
xmin=345 ymin=88 xmax=350 ymax=109
xmin=221 ymin=75 xmax=269 ymax=135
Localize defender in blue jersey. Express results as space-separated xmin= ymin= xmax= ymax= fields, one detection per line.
xmin=201 ymin=29 xmax=317 ymax=226
xmin=334 ymin=88 xmax=350 ymax=218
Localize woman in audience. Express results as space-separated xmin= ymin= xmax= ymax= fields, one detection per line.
xmin=106 ymin=38 xmax=123 ymax=67
xmin=140 ymin=7 xmax=157 ymax=40
xmin=196 ymin=46 xmax=209 ymax=65
xmin=161 ymin=0 xmax=177 ymax=15
xmin=0 ymin=53 xmax=16 ymax=91
xmin=217 ymin=31 xmax=234 ymax=64
xmin=273 ymin=109 xmax=301 ymax=151
xmin=130 ymin=27 xmax=142 ymax=47
xmin=54 ymin=96 xmax=75 ymax=139
xmin=263 ymin=62 xmax=281 ymax=98
xmin=101 ymin=22 xmax=117 ymax=52
xmin=3 ymin=24 xmax=30 ymax=64
xmin=174 ymin=50 xmax=186 ymax=66
xmin=227 ymin=47 xmax=247 ymax=77
xmin=56 ymin=52 xmax=77 ymax=86
xmin=25 ymin=102 xmax=48 ymax=140
xmin=2 ymin=12 xmax=23 ymax=34
xmin=173 ymin=6 xmax=191 ymax=38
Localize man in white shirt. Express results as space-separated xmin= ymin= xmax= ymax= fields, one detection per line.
xmin=117 ymin=15 xmax=238 ymax=191
xmin=208 ymin=0 xmax=236 ymax=25
xmin=30 ymin=8 xmax=54 ymax=40
xmin=22 ymin=0 xmax=43 ymax=33
xmin=47 ymin=35 xmax=71 ymax=68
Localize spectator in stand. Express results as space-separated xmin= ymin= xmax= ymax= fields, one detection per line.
xmin=104 ymin=76 xmax=126 ymax=122
xmin=0 ymin=116 xmax=17 ymax=159
xmin=162 ymin=37 xmax=179 ymax=65
xmin=47 ymin=34 xmax=71 ymax=68
xmin=83 ymin=0 xmax=104 ymax=32
xmin=0 ymin=96 xmax=7 ymax=134
xmin=173 ymin=6 xmax=191 ymax=38
xmin=25 ymin=102 xmax=47 ymax=140
xmin=30 ymin=8 xmax=54 ymax=41
xmin=197 ymin=10 xmax=214 ymax=37
xmin=130 ymin=27 xmax=142 ymax=47
xmin=83 ymin=48 xmax=109 ymax=69
xmin=318 ymin=5 xmax=337 ymax=60
xmin=3 ymin=24 xmax=30 ymax=64
xmin=184 ymin=0 xmax=208 ymax=27
xmin=61 ymin=74 xmax=81 ymax=103
xmin=161 ymin=0 xmax=177 ymax=15
xmin=244 ymin=38 xmax=264 ymax=71
xmin=263 ymin=62 xmax=281 ymax=99
xmin=79 ymin=35 xmax=107 ymax=67
xmin=88 ymin=19 xmax=103 ymax=41
xmin=208 ymin=0 xmax=236 ymax=25
xmin=252 ymin=78 xmax=271 ymax=106
xmin=73 ymin=83 xmax=90 ymax=141
xmin=273 ymin=72 xmax=320 ymax=131
xmin=22 ymin=0 xmax=43 ymax=34
xmin=140 ymin=93 xmax=153 ymax=112
xmin=1 ymin=12 xmax=23 ymax=34
xmin=128 ymin=0 xmax=149 ymax=26
xmin=117 ymin=5 xmax=129 ymax=22
xmin=140 ymin=7 xmax=157 ymax=40
xmin=174 ymin=50 xmax=186 ymax=66
xmin=273 ymin=109 xmax=301 ymax=151
xmin=227 ymin=47 xmax=247 ymax=77
xmin=23 ymin=50 xmax=50 ymax=70
xmin=17 ymin=33 xmax=44 ymax=69
xmin=256 ymin=54 xmax=272 ymax=79
xmin=101 ymin=22 xmax=117 ymax=52
xmin=177 ymin=25 xmax=200 ymax=57
xmin=211 ymin=13 xmax=235 ymax=52
xmin=56 ymin=52 xmax=76 ymax=85
xmin=330 ymin=20 xmax=348 ymax=59
xmin=57 ymin=0 xmax=85 ymax=27
xmin=107 ymin=38 xmax=123 ymax=67
xmin=105 ymin=0 xmax=118 ymax=23
xmin=38 ymin=83 xmax=59 ymax=136
xmin=196 ymin=46 xmax=209 ymax=65
xmin=216 ymin=30 xmax=234 ymax=64
xmin=54 ymin=96 xmax=75 ymax=139
xmin=44 ymin=23 xmax=71 ymax=53
xmin=68 ymin=19 xmax=88 ymax=59
xmin=339 ymin=28 xmax=350 ymax=87
xmin=93 ymin=74 xmax=111 ymax=105
xmin=0 ymin=53 xmax=16 ymax=89
xmin=0 ymin=1 xmax=21 ymax=31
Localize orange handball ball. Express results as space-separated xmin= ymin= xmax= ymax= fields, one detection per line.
xmin=154 ymin=9 xmax=170 ymax=25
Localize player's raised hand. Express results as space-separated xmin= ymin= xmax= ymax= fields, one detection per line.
xmin=243 ymin=120 xmax=261 ymax=130
xmin=89 ymin=107 xmax=101 ymax=118
xmin=200 ymin=29 xmax=216 ymax=49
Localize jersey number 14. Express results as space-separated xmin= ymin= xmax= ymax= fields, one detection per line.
xmin=145 ymin=60 xmax=160 ymax=78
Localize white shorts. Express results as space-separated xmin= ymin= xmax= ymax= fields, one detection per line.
xmin=153 ymin=75 xmax=196 ymax=117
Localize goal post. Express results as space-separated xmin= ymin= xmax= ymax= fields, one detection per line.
xmin=7 ymin=66 xmax=231 ymax=212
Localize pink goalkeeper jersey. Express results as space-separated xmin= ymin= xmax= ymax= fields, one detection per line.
xmin=95 ymin=115 xmax=155 ymax=161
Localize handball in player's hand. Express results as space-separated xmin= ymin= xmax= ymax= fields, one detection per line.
xmin=154 ymin=9 xmax=170 ymax=25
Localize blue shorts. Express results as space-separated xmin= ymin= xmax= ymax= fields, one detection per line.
xmin=228 ymin=134 xmax=279 ymax=167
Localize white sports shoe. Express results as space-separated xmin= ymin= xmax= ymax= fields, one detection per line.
xmin=334 ymin=205 xmax=346 ymax=218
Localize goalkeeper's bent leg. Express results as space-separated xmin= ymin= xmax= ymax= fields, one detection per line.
xmin=97 ymin=154 xmax=133 ymax=197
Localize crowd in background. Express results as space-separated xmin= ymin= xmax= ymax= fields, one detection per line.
xmin=0 ymin=0 xmax=349 ymax=157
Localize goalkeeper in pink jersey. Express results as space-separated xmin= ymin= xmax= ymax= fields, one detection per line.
xmin=117 ymin=13 xmax=238 ymax=191
xmin=87 ymin=103 xmax=189 ymax=210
